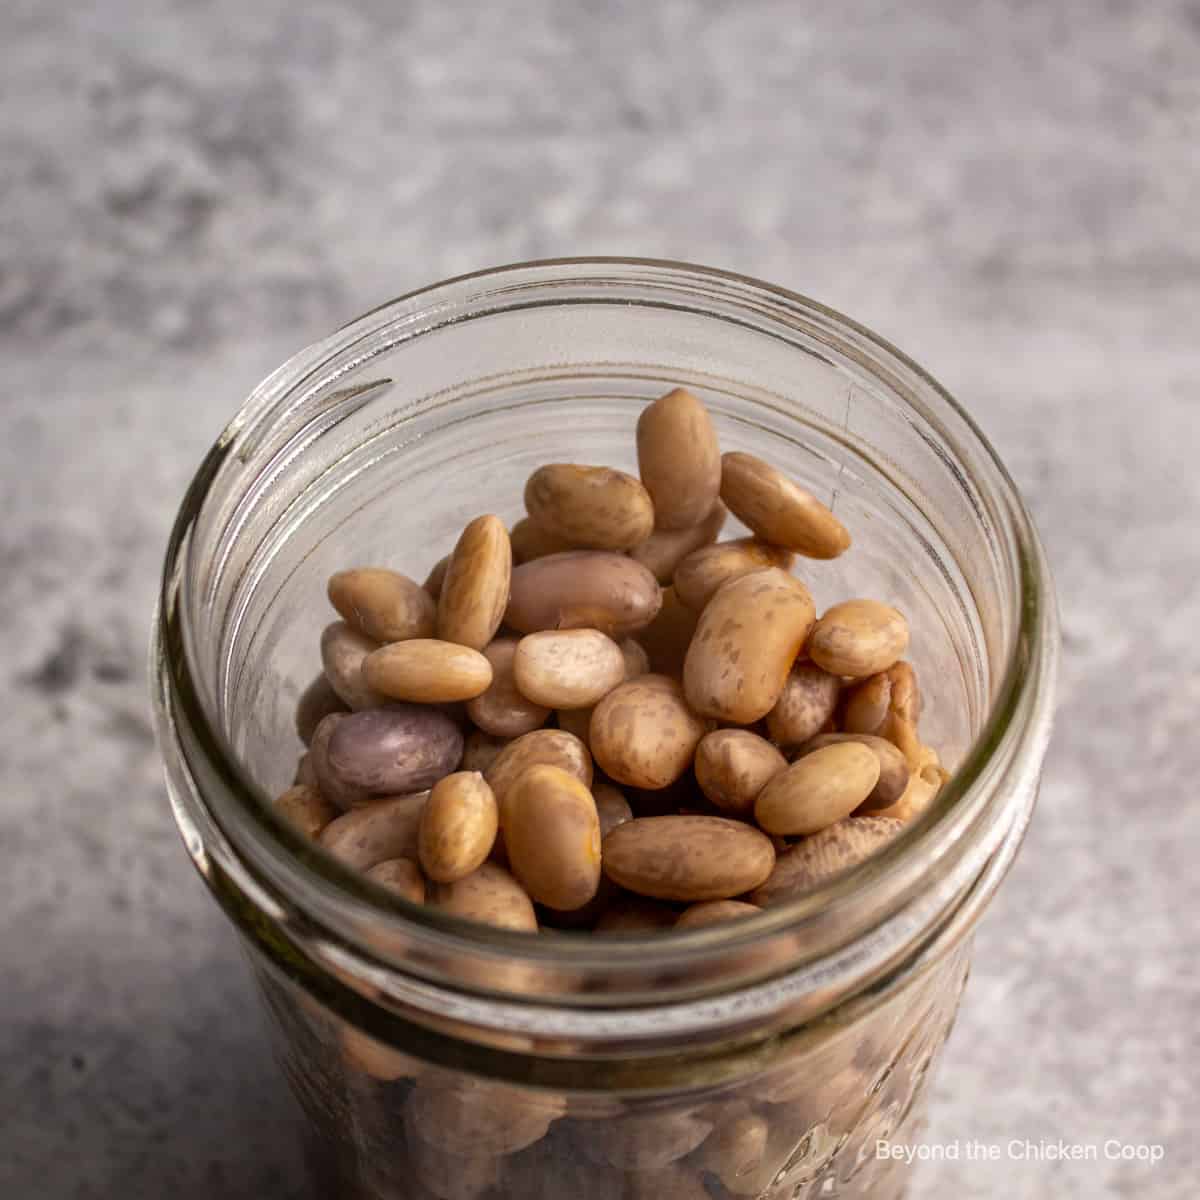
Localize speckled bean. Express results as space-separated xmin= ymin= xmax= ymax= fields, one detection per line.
xmin=629 ymin=500 xmax=727 ymax=584
xmin=765 ymin=661 xmax=842 ymax=747
xmin=524 ymin=463 xmax=655 ymax=551
xmin=672 ymin=537 xmax=795 ymax=612
xmin=636 ymin=387 xmax=723 ymax=530
xmin=318 ymin=791 xmax=428 ymax=870
xmin=466 ymin=638 xmax=551 ymax=738
xmin=513 ymin=629 xmax=627 ymax=709
xmin=693 ymin=729 xmax=787 ymax=816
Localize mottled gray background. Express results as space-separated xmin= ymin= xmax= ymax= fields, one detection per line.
xmin=2 ymin=2 xmax=1196 ymax=1198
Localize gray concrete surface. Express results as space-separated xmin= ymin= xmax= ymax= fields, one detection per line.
xmin=2 ymin=2 xmax=1196 ymax=1197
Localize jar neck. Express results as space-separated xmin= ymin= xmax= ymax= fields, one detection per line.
xmin=153 ymin=258 xmax=1059 ymax=1073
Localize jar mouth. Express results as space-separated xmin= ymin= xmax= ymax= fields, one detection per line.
xmin=154 ymin=257 xmax=1058 ymax=1016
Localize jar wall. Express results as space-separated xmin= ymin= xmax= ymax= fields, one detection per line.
xmin=253 ymin=939 xmax=971 ymax=1199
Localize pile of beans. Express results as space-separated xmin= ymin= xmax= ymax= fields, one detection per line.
xmin=277 ymin=387 xmax=948 ymax=934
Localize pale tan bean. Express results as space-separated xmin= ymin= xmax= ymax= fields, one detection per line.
xmin=886 ymin=660 xmax=921 ymax=725
xmin=431 ymin=862 xmax=538 ymax=931
xmin=365 ymin=857 xmax=426 ymax=904
xmin=683 ymin=568 xmax=816 ymax=724
xmin=513 ymin=629 xmax=626 ymax=709
xmin=524 ymin=463 xmax=654 ymax=551
xmin=755 ymin=743 xmax=880 ymax=835
xmin=422 ymin=554 xmax=449 ymax=599
xmin=594 ymin=897 xmax=680 ymax=932
xmin=636 ymin=585 xmax=699 ymax=676
xmin=589 ymin=675 xmax=708 ymax=790
xmin=505 ymin=551 xmax=661 ymax=638
xmin=619 ymin=637 xmax=650 ymax=679
xmin=840 ymin=670 xmax=891 ymax=734
xmin=418 ymin=771 xmax=499 ymax=883
xmin=405 ymin=1119 xmax=501 ymax=1200
xmin=340 ymin=1026 xmax=424 ymax=1081
xmin=636 ymin=387 xmax=723 ymax=530
xmin=484 ymin=728 xmax=593 ymax=806
xmin=593 ymin=782 xmax=633 ymax=838
xmin=509 ymin=515 xmax=576 ymax=563
xmin=407 ymin=1077 xmax=559 ymax=1157
xmin=880 ymin=710 xmax=925 ymax=770
xmin=719 ymin=451 xmax=851 ymax=559
xmin=806 ymin=599 xmax=909 ymax=678
xmin=318 ymin=792 xmax=429 ymax=870
xmin=799 ymin=732 xmax=911 ymax=812
xmin=873 ymin=762 xmax=942 ymax=822
xmin=293 ymin=752 xmax=318 ymax=789
xmin=574 ymin=1109 xmax=713 ymax=1170
xmin=765 ymin=661 xmax=842 ymax=747
xmin=465 ymin=639 xmax=550 ymax=738
xmin=294 ymin=673 xmax=347 ymax=745
xmin=323 ymin=705 xmax=464 ymax=796
xmin=328 ymin=566 xmax=437 ymax=642
xmin=693 ymin=729 xmax=787 ymax=817
xmin=603 ymin=815 xmax=775 ymax=902
xmin=461 ymin=729 xmax=512 ymax=774
xmin=503 ymin=765 xmax=601 ymax=911
xmin=554 ymin=706 xmax=594 ymax=747
xmin=693 ymin=1110 xmax=769 ymax=1190
xmin=309 ymin=713 xmax=370 ymax=809
xmin=750 ymin=817 xmax=906 ymax=905
xmin=629 ymin=500 xmax=727 ymax=584
xmin=273 ymin=784 xmax=339 ymax=839
xmin=436 ymin=514 xmax=512 ymax=651
xmin=672 ymin=537 xmax=795 ymax=612
xmin=364 ymin=639 xmax=493 ymax=703
xmin=319 ymin=621 xmax=387 ymax=710
xmin=675 ymin=900 xmax=762 ymax=929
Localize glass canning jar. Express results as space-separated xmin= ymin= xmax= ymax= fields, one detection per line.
xmin=152 ymin=258 xmax=1058 ymax=1199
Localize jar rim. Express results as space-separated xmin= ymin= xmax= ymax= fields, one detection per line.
xmin=153 ymin=257 xmax=1058 ymax=1022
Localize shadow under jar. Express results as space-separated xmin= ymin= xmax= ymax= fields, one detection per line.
xmin=153 ymin=259 xmax=1058 ymax=1199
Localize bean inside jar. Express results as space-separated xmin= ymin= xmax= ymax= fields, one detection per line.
xmin=274 ymin=384 xmax=954 ymax=1199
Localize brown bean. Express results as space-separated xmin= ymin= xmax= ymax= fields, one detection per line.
xmin=460 ymin=729 xmax=512 ymax=773
xmin=294 ymin=673 xmax=347 ymax=745
xmin=840 ymin=670 xmax=891 ymax=734
xmin=636 ymin=387 xmax=723 ymax=530
xmin=422 ymin=554 xmax=449 ymax=599
xmin=293 ymin=752 xmax=318 ymax=789
xmin=603 ymin=815 xmax=776 ymax=901
xmin=509 ymin=515 xmax=576 ymax=563
xmin=407 ymin=1077 xmax=559 ymax=1157
xmin=636 ymin=585 xmax=699 ymax=676
xmin=514 ymin=630 xmax=624 ymax=709
xmin=324 ymin=704 xmax=463 ymax=795
xmin=524 ymin=463 xmax=654 ymax=551
xmin=806 ymin=599 xmax=909 ymax=678
xmin=694 ymin=729 xmax=787 ymax=817
xmin=765 ymin=661 xmax=842 ymax=747
xmin=431 ymin=862 xmax=538 ymax=931
xmin=683 ymin=568 xmax=816 ymax=724
xmin=880 ymin=710 xmax=925 ymax=770
xmin=719 ymin=451 xmax=851 ymax=559
xmin=619 ymin=637 xmax=650 ymax=680
xmin=437 ymin=514 xmax=512 ymax=651
xmin=465 ymin=638 xmax=551 ymax=738
xmin=365 ymin=857 xmax=426 ymax=904
xmin=574 ymin=1109 xmax=713 ymax=1170
xmin=503 ymin=765 xmax=601 ymax=911
xmin=594 ymin=897 xmax=680 ymax=932
xmin=555 ymin=706 xmax=594 ymax=747
xmin=673 ymin=537 xmax=795 ymax=612
xmin=484 ymin=728 xmax=593 ymax=806
xmin=799 ymin=732 xmax=911 ymax=812
xmin=675 ymin=900 xmax=762 ymax=929
xmin=886 ymin=661 xmax=921 ymax=725
xmin=418 ymin=772 xmax=499 ymax=883
xmin=589 ymin=675 xmax=708 ymax=790
xmin=319 ymin=621 xmax=387 ymax=710
xmin=273 ymin=784 xmax=339 ymax=839
xmin=505 ymin=551 xmax=661 ymax=638
xmin=364 ymin=639 xmax=493 ymax=703
xmin=629 ymin=500 xmax=727 ymax=584
xmin=318 ymin=792 xmax=428 ymax=870
xmin=755 ymin=743 xmax=881 ymax=835
xmin=873 ymin=762 xmax=943 ymax=822
xmin=593 ymin=782 xmax=633 ymax=838
xmin=693 ymin=1110 xmax=769 ymax=1189
xmin=750 ymin=817 xmax=905 ymax=905
xmin=327 ymin=566 xmax=437 ymax=642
